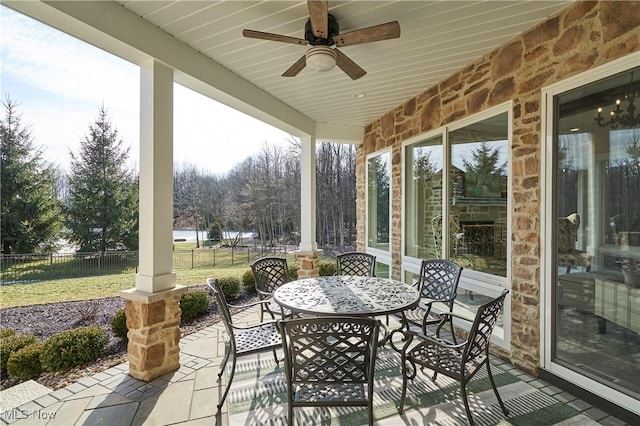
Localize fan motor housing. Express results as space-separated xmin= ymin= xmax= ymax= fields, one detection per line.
xmin=305 ymin=14 xmax=339 ymax=46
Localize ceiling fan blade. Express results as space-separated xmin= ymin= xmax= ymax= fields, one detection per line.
xmin=282 ymin=55 xmax=307 ymax=77
xmin=307 ymin=0 xmax=328 ymax=38
xmin=335 ymin=49 xmax=366 ymax=80
xmin=242 ymin=29 xmax=307 ymax=45
xmin=333 ymin=21 xmax=400 ymax=47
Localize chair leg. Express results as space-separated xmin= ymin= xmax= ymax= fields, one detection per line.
xmin=272 ymin=348 xmax=279 ymax=366
xmin=218 ymin=345 xmax=230 ymax=379
xmin=399 ymin=357 xmax=408 ymax=414
xmin=461 ymin=380 xmax=475 ymax=426
xmin=217 ymin=355 xmax=237 ymax=412
xmin=486 ymin=362 xmax=509 ymax=416
xmin=287 ymin=399 xmax=294 ymax=426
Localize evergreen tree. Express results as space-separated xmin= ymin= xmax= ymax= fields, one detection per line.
xmin=461 ymin=142 xmax=507 ymax=181
xmin=66 ymin=106 xmax=138 ymax=252
xmin=1 ymin=97 xmax=63 ymax=254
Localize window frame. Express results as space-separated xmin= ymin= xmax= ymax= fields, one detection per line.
xmin=541 ymin=52 xmax=640 ymax=413
xmin=365 ymin=148 xmax=392 ymax=268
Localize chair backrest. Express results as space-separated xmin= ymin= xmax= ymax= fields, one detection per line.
xmin=557 ymin=213 xmax=580 ymax=253
xmin=278 ymin=317 xmax=380 ymax=387
xmin=206 ymin=278 xmax=235 ymax=341
xmin=336 ymin=252 xmax=376 ymax=276
xmin=417 ymin=259 xmax=463 ymax=303
xmin=251 ymin=257 xmax=290 ymax=294
xmin=463 ymin=289 xmax=509 ymax=363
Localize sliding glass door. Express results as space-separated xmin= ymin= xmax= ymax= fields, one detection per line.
xmin=546 ymin=61 xmax=640 ymax=407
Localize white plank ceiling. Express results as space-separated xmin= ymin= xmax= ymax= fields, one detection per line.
xmin=118 ymin=1 xmax=572 ymax=129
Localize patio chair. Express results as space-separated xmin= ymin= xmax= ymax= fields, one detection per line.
xmin=251 ymin=257 xmax=292 ymax=320
xmin=336 ymin=252 xmax=376 ymax=277
xmin=277 ymin=317 xmax=381 ymax=426
xmin=400 ymin=258 xmax=462 ymax=341
xmin=395 ymin=289 xmax=510 ymax=426
xmin=206 ymin=277 xmax=282 ymax=413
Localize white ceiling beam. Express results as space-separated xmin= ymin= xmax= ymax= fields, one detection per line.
xmin=315 ymin=122 xmax=364 ymax=144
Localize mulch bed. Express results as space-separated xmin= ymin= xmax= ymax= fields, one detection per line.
xmin=0 ymin=287 xmax=258 ymax=391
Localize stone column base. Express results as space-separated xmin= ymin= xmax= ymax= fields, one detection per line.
xmin=295 ymin=250 xmax=322 ymax=278
xmin=121 ymin=285 xmax=188 ymax=381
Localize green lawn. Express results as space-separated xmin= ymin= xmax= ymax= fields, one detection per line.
xmin=1 ymin=251 xmax=335 ymax=308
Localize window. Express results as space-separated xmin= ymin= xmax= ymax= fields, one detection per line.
xmin=401 ymin=106 xmax=511 ymax=348
xmin=366 ymin=151 xmax=391 ymax=252
xmin=403 ymin=110 xmax=509 ymax=280
xmin=449 ymin=112 xmax=509 ymax=277
xmin=404 ymin=135 xmax=443 ymax=259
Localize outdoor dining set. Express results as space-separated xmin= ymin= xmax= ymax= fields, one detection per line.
xmin=206 ymin=253 xmax=510 ymax=426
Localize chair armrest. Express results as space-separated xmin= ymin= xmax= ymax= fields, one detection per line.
xmin=389 ymin=329 xmax=466 ymax=353
xmin=419 ymin=297 xmax=436 ymax=306
xmin=256 ymin=289 xmax=273 ymax=299
xmin=417 ymin=294 xmax=456 ymax=309
xmin=227 ymin=298 xmax=275 ymax=310
xmin=439 ymin=311 xmax=474 ymax=323
xmin=230 ymin=319 xmax=279 ymax=331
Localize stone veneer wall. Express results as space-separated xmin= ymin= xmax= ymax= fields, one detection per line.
xmin=355 ymin=1 xmax=640 ymax=374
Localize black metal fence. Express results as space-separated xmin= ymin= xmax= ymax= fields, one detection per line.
xmin=0 ymin=245 xmax=294 ymax=284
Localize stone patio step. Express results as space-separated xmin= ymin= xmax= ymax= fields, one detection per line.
xmin=0 ymin=380 xmax=52 ymax=412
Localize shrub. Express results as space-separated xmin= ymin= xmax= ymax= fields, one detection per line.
xmin=0 ymin=334 xmax=37 ymax=374
xmin=75 ymin=302 xmax=100 ymax=324
xmin=0 ymin=329 xmax=16 ymax=339
xmin=219 ymin=276 xmax=241 ymax=300
xmin=242 ymin=269 xmax=255 ymax=292
xmin=180 ymin=291 xmax=210 ymax=323
xmin=319 ymin=262 xmax=336 ymax=276
xmin=41 ymin=326 xmax=108 ymax=372
xmin=288 ymin=265 xmax=299 ymax=280
xmin=111 ymin=308 xmax=128 ymax=340
xmin=7 ymin=342 xmax=44 ymax=381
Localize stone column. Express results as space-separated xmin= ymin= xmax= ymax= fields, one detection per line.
xmin=122 ymin=286 xmax=187 ymax=381
xmin=121 ymin=59 xmax=182 ymax=381
xmin=296 ymin=250 xmax=322 ymax=278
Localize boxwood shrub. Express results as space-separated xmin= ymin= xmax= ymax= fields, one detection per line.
xmin=241 ymin=269 xmax=255 ymax=292
xmin=219 ymin=276 xmax=241 ymax=300
xmin=319 ymin=262 xmax=336 ymax=276
xmin=0 ymin=328 xmax=16 ymax=339
xmin=7 ymin=342 xmax=44 ymax=381
xmin=180 ymin=291 xmax=210 ymax=323
xmin=288 ymin=265 xmax=299 ymax=280
xmin=111 ymin=308 xmax=128 ymax=340
xmin=41 ymin=326 xmax=108 ymax=372
xmin=0 ymin=334 xmax=38 ymax=374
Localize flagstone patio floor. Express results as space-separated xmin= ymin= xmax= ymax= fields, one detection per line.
xmin=0 ymin=306 xmax=632 ymax=426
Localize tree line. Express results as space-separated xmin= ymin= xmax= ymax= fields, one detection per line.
xmin=1 ymin=97 xmax=357 ymax=255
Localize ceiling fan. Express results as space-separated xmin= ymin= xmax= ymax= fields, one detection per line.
xmin=242 ymin=0 xmax=400 ymax=80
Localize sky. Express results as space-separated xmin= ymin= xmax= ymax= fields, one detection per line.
xmin=0 ymin=6 xmax=293 ymax=175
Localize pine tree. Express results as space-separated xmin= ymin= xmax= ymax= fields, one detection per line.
xmin=66 ymin=106 xmax=138 ymax=252
xmin=1 ymin=97 xmax=63 ymax=254
xmin=461 ymin=142 xmax=507 ymax=182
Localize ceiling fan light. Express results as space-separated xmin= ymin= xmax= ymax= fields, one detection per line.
xmin=305 ymin=46 xmax=337 ymax=72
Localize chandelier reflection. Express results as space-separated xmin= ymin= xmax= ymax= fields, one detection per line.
xmin=595 ymin=92 xmax=640 ymax=129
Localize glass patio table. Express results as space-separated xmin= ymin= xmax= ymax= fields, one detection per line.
xmin=273 ymin=275 xmax=420 ymax=317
